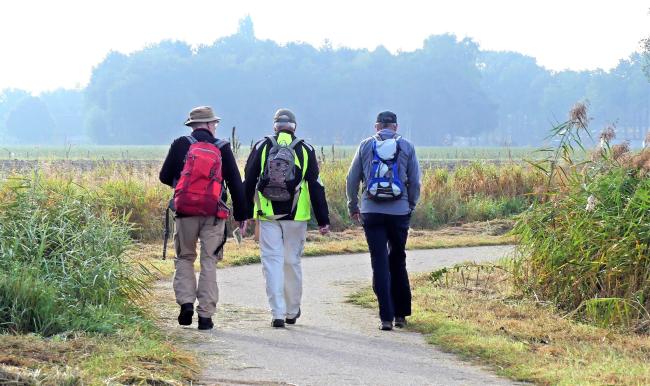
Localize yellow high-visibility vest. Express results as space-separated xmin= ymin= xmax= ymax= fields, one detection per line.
xmin=254 ymin=132 xmax=311 ymax=221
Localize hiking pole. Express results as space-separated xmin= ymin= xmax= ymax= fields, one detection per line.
xmin=162 ymin=206 xmax=170 ymax=260
xmin=163 ymin=198 xmax=174 ymax=260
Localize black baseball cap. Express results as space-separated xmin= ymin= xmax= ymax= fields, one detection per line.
xmin=376 ymin=111 xmax=397 ymax=124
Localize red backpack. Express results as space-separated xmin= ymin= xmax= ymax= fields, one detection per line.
xmin=174 ymin=136 xmax=229 ymax=218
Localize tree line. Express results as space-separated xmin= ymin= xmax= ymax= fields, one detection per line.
xmin=1 ymin=17 xmax=649 ymax=146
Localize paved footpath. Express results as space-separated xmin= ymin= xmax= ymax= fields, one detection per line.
xmin=156 ymin=246 xmax=519 ymax=386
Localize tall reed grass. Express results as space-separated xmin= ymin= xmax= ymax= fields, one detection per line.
xmin=0 ymin=175 xmax=154 ymax=335
xmin=513 ymin=103 xmax=650 ymax=329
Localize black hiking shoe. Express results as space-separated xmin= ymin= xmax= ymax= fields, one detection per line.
xmin=272 ymin=319 xmax=285 ymax=328
xmin=198 ymin=316 xmax=214 ymax=330
xmin=285 ymin=308 xmax=301 ymax=325
xmin=380 ymin=320 xmax=393 ymax=331
xmin=178 ymin=303 xmax=194 ymax=326
xmin=394 ymin=317 xmax=407 ymax=328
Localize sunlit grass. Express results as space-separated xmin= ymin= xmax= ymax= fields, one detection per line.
xmin=350 ymin=269 xmax=650 ymax=385
xmin=0 ymin=326 xmax=198 ymax=384
xmin=512 ymin=108 xmax=650 ymax=328
xmin=1 ymin=159 xmax=544 ymax=236
xmin=0 ymin=175 xmax=197 ymax=384
xmin=138 ymin=221 xmax=515 ymax=277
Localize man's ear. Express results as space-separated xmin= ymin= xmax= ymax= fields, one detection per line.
xmin=394 ymin=123 xmax=399 ymax=131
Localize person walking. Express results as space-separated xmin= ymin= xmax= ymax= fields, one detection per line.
xmin=159 ymin=106 xmax=248 ymax=330
xmin=346 ymin=111 xmax=421 ymax=331
xmin=244 ymin=108 xmax=330 ymax=328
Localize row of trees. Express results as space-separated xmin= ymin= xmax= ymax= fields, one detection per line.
xmin=1 ymin=17 xmax=649 ymax=146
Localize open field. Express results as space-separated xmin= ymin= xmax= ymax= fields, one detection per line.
xmin=0 ymin=145 xmax=538 ymax=161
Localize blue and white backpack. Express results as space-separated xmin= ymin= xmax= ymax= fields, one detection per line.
xmin=367 ymin=135 xmax=404 ymax=201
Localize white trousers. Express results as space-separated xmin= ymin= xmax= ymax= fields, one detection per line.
xmin=259 ymin=220 xmax=307 ymax=320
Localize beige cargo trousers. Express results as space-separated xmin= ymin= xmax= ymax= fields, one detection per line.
xmin=173 ymin=216 xmax=225 ymax=318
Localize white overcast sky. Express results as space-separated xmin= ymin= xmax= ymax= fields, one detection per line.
xmin=1 ymin=0 xmax=649 ymax=94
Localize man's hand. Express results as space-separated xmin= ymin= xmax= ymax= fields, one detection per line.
xmin=350 ymin=212 xmax=361 ymax=223
xmin=239 ymin=220 xmax=248 ymax=236
xmin=319 ymin=224 xmax=330 ymax=235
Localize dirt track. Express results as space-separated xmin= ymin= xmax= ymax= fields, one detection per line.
xmin=156 ymin=246 xmax=518 ymax=386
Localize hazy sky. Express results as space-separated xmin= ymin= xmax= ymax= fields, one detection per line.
xmin=1 ymin=0 xmax=648 ymax=93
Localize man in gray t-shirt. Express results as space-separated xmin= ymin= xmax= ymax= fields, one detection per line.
xmin=346 ymin=111 xmax=421 ymax=331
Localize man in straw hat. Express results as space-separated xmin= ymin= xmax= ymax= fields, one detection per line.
xmin=159 ymin=106 xmax=248 ymax=330
xmin=244 ymin=108 xmax=330 ymax=328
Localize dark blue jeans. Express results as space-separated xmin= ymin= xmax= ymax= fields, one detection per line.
xmin=361 ymin=213 xmax=412 ymax=322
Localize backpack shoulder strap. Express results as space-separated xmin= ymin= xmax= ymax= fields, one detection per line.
xmin=394 ymin=135 xmax=402 ymax=156
xmin=288 ymin=137 xmax=303 ymax=150
xmin=371 ymin=138 xmax=381 ymax=159
xmin=266 ymin=135 xmax=278 ymax=148
xmin=185 ymin=135 xmax=198 ymax=145
xmin=213 ymin=139 xmax=229 ymax=149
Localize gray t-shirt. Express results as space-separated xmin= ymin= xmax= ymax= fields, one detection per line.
xmin=346 ymin=129 xmax=421 ymax=215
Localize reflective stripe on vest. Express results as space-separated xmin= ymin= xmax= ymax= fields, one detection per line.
xmin=254 ymin=132 xmax=310 ymax=221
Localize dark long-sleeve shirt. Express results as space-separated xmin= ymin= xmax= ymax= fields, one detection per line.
xmin=243 ymin=130 xmax=330 ymax=226
xmin=159 ymin=128 xmax=248 ymax=221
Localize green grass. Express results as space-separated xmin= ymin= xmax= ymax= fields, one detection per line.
xmin=0 ymin=176 xmax=154 ymax=335
xmin=512 ymin=113 xmax=650 ymax=328
xmin=0 ymin=325 xmax=198 ymax=384
xmin=0 ymin=175 xmax=197 ymax=384
xmin=349 ymin=269 xmax=650 ymax=385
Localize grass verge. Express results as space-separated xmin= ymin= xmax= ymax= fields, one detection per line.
xmin=140 ymin=220 xmax=515 ymax=278
xmin=0 ymin=176 xmax=198 ymax=384
xmin=0 ymin=325 xmax=198 ymax=385
xmin=349 ymin=270 xmax=650 ymax=385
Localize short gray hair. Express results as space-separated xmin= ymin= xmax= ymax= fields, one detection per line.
xmin=190 ymin=122 xmax=210 ymax=129
xmin=274 ymin=122 xmax=296 ymax=131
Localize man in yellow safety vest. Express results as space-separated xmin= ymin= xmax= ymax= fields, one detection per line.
xmin=244 ymin=108 xmax=330 ymax=328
